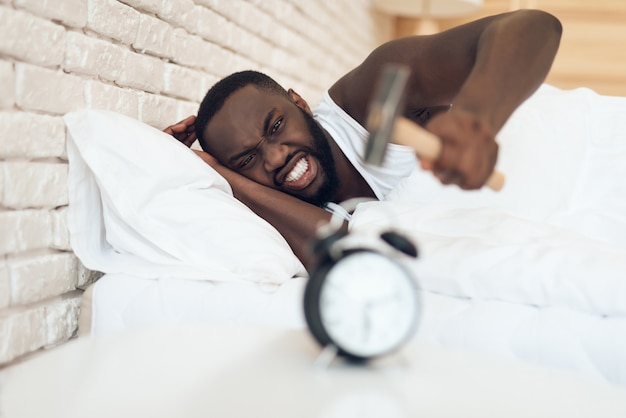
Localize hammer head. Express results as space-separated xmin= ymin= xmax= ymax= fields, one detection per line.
xmin=364 ymin=64 xmax=410 ymax=166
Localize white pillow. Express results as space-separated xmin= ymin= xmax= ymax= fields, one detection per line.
xmin=65 ymin=109 xmax=305 ymax=284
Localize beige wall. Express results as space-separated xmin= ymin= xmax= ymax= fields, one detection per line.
xmin=0 ymin=0 xmax=392 ymax=366
xmin=395 ymin=0 xmax=626 ymax=97
xmin=537 ymin=0 xmax=626 ymax=96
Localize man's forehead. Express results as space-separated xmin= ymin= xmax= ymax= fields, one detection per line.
xmin=220 ymin=86 xmax=282 ymax=125
xmin=205 ymin=86 xmax=278 ymax=155
xmin=210 ymin=87 xmax=263 ymax=130
xmin=228 ymin=84 xmax=279 ymax=108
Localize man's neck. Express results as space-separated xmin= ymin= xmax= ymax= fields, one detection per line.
xmin=326 ymin=131 xmax=377 ymax=203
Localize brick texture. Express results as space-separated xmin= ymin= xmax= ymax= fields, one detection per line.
xmin=0 ymin=60 xmax=14 ymax=109
xmin=0 ymin=6 xmax=66 ymax=68
xmin=16 ymin=64 xmax=85 ymax=114
xmin=64 ymin=31 xmax=126 ymax=82
xmin=0 ymin=260 xmax=9 ymax=309
xmin=3 ymin=162 xmax=69 ymax=209
xmin=14 ymin=0 xmax=87 ymax=28
xmin=85 ymin=80 xmax=140 ymax=118
xmin=0 ymin=0 xmax=391 ymax=366
xmin=0 ymin=210 xmax=53 ymax=255
xmin=8 ymin=252 xmax=78 ymax=305
xmin=0 ymin=305 xmax=47 ymax=363
xmin=87 ymin=0 xmax=140 ymax=45
xmin=134 ymin=13 xmax=174 ymax=59
xmin=0 ymin=112 xmax=66 ymax=159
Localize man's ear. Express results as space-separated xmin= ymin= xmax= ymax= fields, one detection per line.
xmin=288 ymin=88 xmax=312 ymax=114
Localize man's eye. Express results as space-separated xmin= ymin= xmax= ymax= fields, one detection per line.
xmin=241 ymin=153 xmax=256 ymax=167
xmin=271 ymin=118 xmax=282 ymax=134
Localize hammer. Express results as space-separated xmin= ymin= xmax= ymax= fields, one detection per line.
xmin=364 ymin=64 xmax=505 ymax=191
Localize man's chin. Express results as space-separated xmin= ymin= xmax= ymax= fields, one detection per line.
xmin=291 ymin=182 xmax=337 ymax=207
xmin=287 ymin=190 xmax=324 ymax=207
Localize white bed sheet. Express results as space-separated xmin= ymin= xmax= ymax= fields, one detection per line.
xmin=83 ymin=274 xmax=307 ymax=332
xmin=83 ymin=273 xmax=626 ymax=386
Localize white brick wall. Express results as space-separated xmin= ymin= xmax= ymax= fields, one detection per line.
xmin=16 ymin=64 xmax=86 ymax=114
xmin=0 ymin=60 xmax=14 ymax=108
xmin=14 ymin=0 xmax=88 ymax=28
xmin=0 ymin=0 xmax=392 ymax=365
xmin=0 ymin=113 xmax=66 ymax=158
xmin=64 ymin=32 xmax=126 ymax=81
xmin=0 ymin=7 xmax=66 ymax=68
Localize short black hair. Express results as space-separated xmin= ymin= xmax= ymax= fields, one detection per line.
xmin=195 ymin=70 xmax=288 ymax=151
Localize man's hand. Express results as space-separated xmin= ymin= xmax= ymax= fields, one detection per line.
xmin=164 ymin=115 xmax=197 ymax=148
xmin=422 ymin=108 xmax=499 ymax=190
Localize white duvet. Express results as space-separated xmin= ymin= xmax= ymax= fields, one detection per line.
xmin=358 ymin=84 xmax=626 ymax=318
xmin=346 ymin=85 xmax=626 ymax=384
xmin=66 ymin=85 xmax=626 ymax=386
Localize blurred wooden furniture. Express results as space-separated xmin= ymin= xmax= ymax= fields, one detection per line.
xmin=374 ymin=0 xmax=483 ymax=35
xmin=394 ymin=0 xmax=626 ymax=96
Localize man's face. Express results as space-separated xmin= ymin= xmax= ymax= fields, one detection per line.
xmin=203 ymin=85 xmax=339 ymax=206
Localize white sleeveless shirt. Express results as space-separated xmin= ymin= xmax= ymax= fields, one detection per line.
xmin=313 ymin=90 xmax=418 ymax=201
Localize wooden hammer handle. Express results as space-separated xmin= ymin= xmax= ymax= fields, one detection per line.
xmin=393 ymin=117 xmax=505 ymax=191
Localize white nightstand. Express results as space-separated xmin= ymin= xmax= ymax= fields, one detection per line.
xmin=2 ymin=324 xmax=626 ymax=417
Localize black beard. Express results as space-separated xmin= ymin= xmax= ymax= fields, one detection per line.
xmin=295 ymin=108 xmax=340 ymax=207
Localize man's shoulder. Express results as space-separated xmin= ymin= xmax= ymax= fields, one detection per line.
xmin=327 ymin=74 xmax=349 ymax=112
xmin=327 ymin=69 xmax=370 ymax=126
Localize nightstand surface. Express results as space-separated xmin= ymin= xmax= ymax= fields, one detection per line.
xmin=2 ymin=324 xmax=626 ymax=417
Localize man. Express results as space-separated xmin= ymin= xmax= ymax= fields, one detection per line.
xmin=165 ymin=10 xmax=562 ymax=269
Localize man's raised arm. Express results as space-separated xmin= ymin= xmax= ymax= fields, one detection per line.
xmin=331 ymin=9 xmax=562 ymax=189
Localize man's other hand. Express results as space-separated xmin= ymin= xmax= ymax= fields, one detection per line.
xmin=164 ymin=115 xmax=197 ymax=147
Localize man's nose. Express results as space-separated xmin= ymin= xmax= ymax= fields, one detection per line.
xmin=263 ymin=142 xmax=289 ymax=172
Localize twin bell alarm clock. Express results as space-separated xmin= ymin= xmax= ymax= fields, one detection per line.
xmin=303 ymin=201 xmax=421 ymax=362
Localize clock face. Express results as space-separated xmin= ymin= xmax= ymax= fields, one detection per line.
xmin=317 ymin=251 xmax=419 ymax=359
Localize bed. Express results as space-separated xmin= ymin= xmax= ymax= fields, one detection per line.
xmin=65 ymin=84 xmax=626 ymax=386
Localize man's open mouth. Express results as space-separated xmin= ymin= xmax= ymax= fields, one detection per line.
xmin=280 ymin=154 xmax=318 ymax=191
xmin=286 ymin=157 xmax=308 ymax=182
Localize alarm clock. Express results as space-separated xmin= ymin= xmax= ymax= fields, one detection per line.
xmin=304 ymin=213 xmax=420 ymax=362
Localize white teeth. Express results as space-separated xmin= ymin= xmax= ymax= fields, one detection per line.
xmin=286 ymin=158 xmax=308 ymax=182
